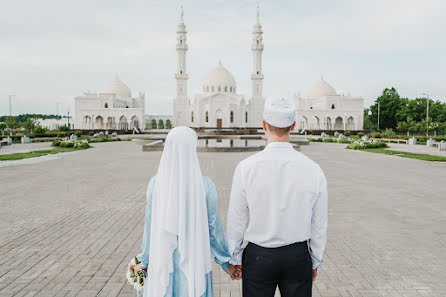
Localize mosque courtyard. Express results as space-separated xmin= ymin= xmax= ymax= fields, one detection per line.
xmin=0 ymin=141 xmax=444 ymax=297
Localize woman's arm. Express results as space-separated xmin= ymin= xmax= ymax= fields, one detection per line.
xmin=205 ymin=179 xmax=231 ymax=270
xmin=137 ymin=177 xmax=155 ymax=268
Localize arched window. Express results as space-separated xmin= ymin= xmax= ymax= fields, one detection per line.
xmin=331 ymin=104 xmax=335 ymax=109
xmin=230 ymin=111 xmax=234 ymax=123
xmin=191 ymin=111 xmax=194 ymax=123
xmin=126 ymin=106 xmax=129 ymax=108
xmin=180 ymin=70 xmax=182 ymax=74
xmin=245 ymin=111 xmax=248 ymax=123
xmin=218 ymin=86 xmax=221 ymax=92
xmin=205 ymin=111 xmax=209 ymax=123
xmin=224 ymin=86 xmax=227 ymax=92
xmin=230 ymin=86 xmax=233 ymax=92
xmin=211 ymin=86 xmax=215 ymax=92
xmin=104 ymin=103 xmax=108 ymax=108
xmin=257 ymin=71 xmax=259 ymax=75
xmin=310 ymin=106 xmax=313 ymax=109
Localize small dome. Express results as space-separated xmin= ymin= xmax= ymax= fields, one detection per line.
xmin=307 ymin=78 xmax=337 ymax=99
xmin=203 ymin=62 xmax=236 ymax=93
xmin=103 ymin=75 xmax=132 ymax=98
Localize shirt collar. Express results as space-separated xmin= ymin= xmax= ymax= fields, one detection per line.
xmin=265 ymin=142 xmax=293 ymax=150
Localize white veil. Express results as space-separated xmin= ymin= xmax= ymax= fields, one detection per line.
xmin=146 ymin=126 xmax=212 ymax=297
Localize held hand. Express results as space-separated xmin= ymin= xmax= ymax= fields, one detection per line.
xmin=224 ymin=264 xmax=242 ymax=280
xmin=312 ymin=269 xmax=317 ymax=281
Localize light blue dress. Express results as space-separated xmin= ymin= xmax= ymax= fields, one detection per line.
xmin=137 ymin=176 xmax=231 ymax=297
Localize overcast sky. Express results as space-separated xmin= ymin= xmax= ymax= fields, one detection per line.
xmin=1 ymin=0 xmax=445 ymax=116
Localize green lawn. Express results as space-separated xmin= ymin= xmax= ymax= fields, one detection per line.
xmin=362 ymin=148 xmax=446 ymax=162
xmin=0 ymin=147 xmax=87 ymax=161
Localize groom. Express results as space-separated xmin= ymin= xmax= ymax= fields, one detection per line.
xmin=227 ymin=97 xmax=328 ymax=297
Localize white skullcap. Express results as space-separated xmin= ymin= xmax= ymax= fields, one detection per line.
xmin=263 ymin=97 xmax=296 ymax=128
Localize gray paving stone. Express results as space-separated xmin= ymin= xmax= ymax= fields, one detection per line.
xmin=0 ymin=142 xmax=444 ymax=296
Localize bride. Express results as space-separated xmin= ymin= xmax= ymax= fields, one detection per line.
xmin=133 ymin=126 xmax=239 ymax=297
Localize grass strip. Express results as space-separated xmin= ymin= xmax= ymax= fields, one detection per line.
xmin=362 ymin=148 xmax=446 ymax=162
xmin=0 ymin=147 xmax=86 ymax=161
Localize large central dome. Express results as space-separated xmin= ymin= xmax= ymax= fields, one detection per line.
xmin=203 ymin=62 xmax=237 ymax=93
xmin=103 ymin=75 xmax=132 ymax=98
xmin=307 ymin=78 xmax=337 ymax=99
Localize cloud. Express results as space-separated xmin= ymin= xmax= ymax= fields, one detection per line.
xmin=0 ymin=0 xmax=445 ymax=116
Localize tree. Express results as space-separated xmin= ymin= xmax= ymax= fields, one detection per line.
xmin=5 ymin=116 xmax=17 ymax=130
xmin=23 ymin=118 xmax=36 ymax=133
xmin=369 ymin=88 xmax=408 ymax=130
xmin=397 ymin=121 xmax=409 ymax=136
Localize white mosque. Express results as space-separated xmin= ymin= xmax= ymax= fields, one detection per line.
xmin=74 ymin=6 xmax=364 ymax=132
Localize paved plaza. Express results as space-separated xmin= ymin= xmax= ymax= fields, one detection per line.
xmin=0 ymin=141 xmax=445 ymax=297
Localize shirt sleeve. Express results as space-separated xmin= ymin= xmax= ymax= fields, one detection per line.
xmin=226 ymin=163 xmax=249 ymax=265
xmin=137 ymin=177 xmax=155 ymax=268
xmin=205 ymin=179 xmax=231 ymax=270
xmin=309 ymin=171 xmax=328 ymax=269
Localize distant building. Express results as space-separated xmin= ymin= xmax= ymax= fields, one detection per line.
xmin=173 ymin=6 xmax=264 ymax=128
xmin=37 ymin=118 xmax=73 ymax=130
xmin=74 ymin=76 xmax=146 ymax=130
xmin=294 ymin=78 xmax=364 ymax=131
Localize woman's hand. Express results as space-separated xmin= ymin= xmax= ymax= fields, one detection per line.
xmin=224 ymin=264 xmax=242 ymax=280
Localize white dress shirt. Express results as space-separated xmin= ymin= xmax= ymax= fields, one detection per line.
xmin=226 ymin=142 xmax=328 ymax=269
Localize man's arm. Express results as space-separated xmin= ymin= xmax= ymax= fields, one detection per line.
xmin=309 ymin=172 xmax=328 ymax=270
xmin=226 ymin=164 xmax=249 ymax=265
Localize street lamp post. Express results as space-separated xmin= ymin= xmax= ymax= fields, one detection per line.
xmin=422 ymin=93 xmax=429 ymax=137
xmin=368 ymin=110 xmax=372 ymax=133
xmin=8 ymin=95 xmax=15 ymax=116
xmin=67 ymin=110 xmax=71 ymax=131
xmin=377 ymin=102 xmax=380 ymax=131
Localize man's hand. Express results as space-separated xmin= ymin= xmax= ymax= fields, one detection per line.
xmin=312 ymin=269 xmax=317 ymax=281
xmin=224 ymin=264 xmax=242 ymax=280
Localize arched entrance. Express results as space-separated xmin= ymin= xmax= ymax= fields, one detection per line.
xmin=346 ymin=116 xmax=355 ymax=130
xmin=131 ymin=116 xmax=139 ymax=130
xmin=215 ymin=109 xmax=224 ymax=129
xmin=83 ymin=116 xmax=92 ymax=129
xmin=106 ymin=117 xmax=116 ymax=129
xmin=119 ymin=116 xmax=128 ymax=130
xmin=334 ymin=117 xmax=343 ymax=130
xmin=326 ymin=117 xmax=332 ymax=130
xmin=95 ymin=116 xmax=104 ymax=129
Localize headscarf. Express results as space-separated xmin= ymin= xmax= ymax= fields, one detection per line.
xmin=147 ymin=126 xmax=212 ymax=297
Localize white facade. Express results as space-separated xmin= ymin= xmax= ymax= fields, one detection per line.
xmin=37 ymin=118 xmax=73 ymax=130
xmin=294 ymin=78 xmax=364 ymax=131
xmin=74 ymin=76 xmax=145 ymax=131
xmin=173 ymin=6 xmax=265 ymax=129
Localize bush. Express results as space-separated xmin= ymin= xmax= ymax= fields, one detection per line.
xmin=58 ymin=125 xmax=69 ymax=131
xmin=347 ymin=141 xmax=388 ymax=150
xmin=382 ymin=128 xmax=396 ymax=138
xmin=344 ymin=131 xmax=351 ymax=136
xmin=322 ymin=138 xmax=334 ymax=143
xmin=371 ymin=132 xmax=382 ymax=138
xmin=337 ymin=138 xmax=351 ymax=144
xmin=308 ymin=138 xmax=322 ymax=142
xmin=74 ymin=130 xmax=83 ymax=137
xmin=34 ymin=126 xmax=47 ymax=136
xmin=358 ymin=132 xmax=365 ymax=137
xmin=52 ymin=140 xmax=61 ymax=147
xmin=77 ymin=142 xmax=90 ymax=149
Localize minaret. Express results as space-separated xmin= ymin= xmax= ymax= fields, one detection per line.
xmin=248 ymin=4 xmax=265 ymax=128
xmin=173 ymin=5 xmax=189 ymax=126
xmin=251 ymin=4 xmax=264 ymax=99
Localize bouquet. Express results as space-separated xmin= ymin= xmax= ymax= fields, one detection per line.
xmin=126 ymin=256 xmax=147 ymax=292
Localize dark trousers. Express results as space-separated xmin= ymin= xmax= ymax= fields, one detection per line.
xmin=242 ymin=242 xmax=313 ymax=297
